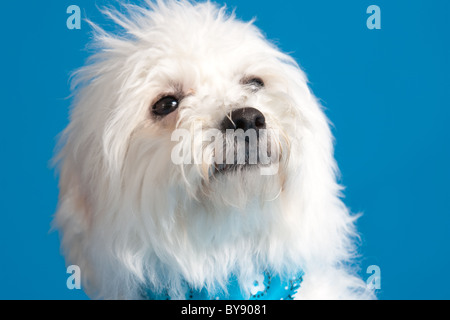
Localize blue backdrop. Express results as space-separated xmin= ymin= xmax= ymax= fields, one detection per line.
xmin=1 ymin=0 xmax=448 ymax=299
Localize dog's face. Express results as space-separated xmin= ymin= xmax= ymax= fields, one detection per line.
xmin=107 ymin=5 xmax=315 ymax=215
xmin=125 ymin=43 xmax=299 ymax=207
xmin=56 ymin=1 xmax=350 ymax=298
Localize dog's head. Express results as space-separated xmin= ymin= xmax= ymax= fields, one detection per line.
xmin=55 ymin=1 xmax=353 ymax=298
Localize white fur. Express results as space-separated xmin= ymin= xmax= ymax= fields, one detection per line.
xmin=53 ymin=0 xmax=374 ymax=299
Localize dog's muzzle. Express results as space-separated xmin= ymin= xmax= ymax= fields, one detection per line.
xmin=211 ymin=107 xmax=268 ymax=174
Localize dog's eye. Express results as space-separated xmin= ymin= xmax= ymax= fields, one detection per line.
xmin=152 ymin=96 xmax=179 ymax=116
xmin=242 ymin=77 xmax=265 ymax=91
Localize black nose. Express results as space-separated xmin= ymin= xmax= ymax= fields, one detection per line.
xmin=221 ymin=107 xmax=266 ymax=132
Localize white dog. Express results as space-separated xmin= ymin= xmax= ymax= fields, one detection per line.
xmin=54 ymin=0 xmax=374 ymax=300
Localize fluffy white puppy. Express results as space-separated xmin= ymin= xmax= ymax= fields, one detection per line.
xmin=54 ymin=0 xmax=374 ymax=299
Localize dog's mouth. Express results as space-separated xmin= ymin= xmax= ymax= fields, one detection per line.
xmin=210 ymin=162 xmax=258 ymax=176
xmin=209 ymin=139 xmax=266 ymax=177
xmin=202 ymin=128 xmax=284 ymax=180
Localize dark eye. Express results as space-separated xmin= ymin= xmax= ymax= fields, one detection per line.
xmin=152 ymin=96 xmax=179 ymax=116
xmin=242 ymin=77 xmax=265 ymax=91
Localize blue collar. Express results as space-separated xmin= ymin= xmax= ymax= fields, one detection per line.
xmin=146 ymin=270 xmax=304 ymax=300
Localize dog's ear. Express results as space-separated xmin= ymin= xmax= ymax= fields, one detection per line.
xmin=52 ymin=151 xmax=101 ymax=296
xmin=53 ymin=150 xmax=91 ymax=244
xmin=56 ymin=159 xmax=92 ymax=227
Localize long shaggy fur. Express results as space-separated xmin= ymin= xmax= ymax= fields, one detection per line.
xmin=54 ymin=0 xmax=374 ymax=299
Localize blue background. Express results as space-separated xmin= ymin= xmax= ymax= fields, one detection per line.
xmin=1 ymin=0 xmax=448 ymax=299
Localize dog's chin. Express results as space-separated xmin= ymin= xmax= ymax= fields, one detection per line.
xmin=198 ymin=163 xmax=284 ymax=210
xmin=209 ymin=163 xmax=259 ymax=177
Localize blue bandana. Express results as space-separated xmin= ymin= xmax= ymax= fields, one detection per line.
xmin=146 ymin=270 xmax=304 ymax=300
